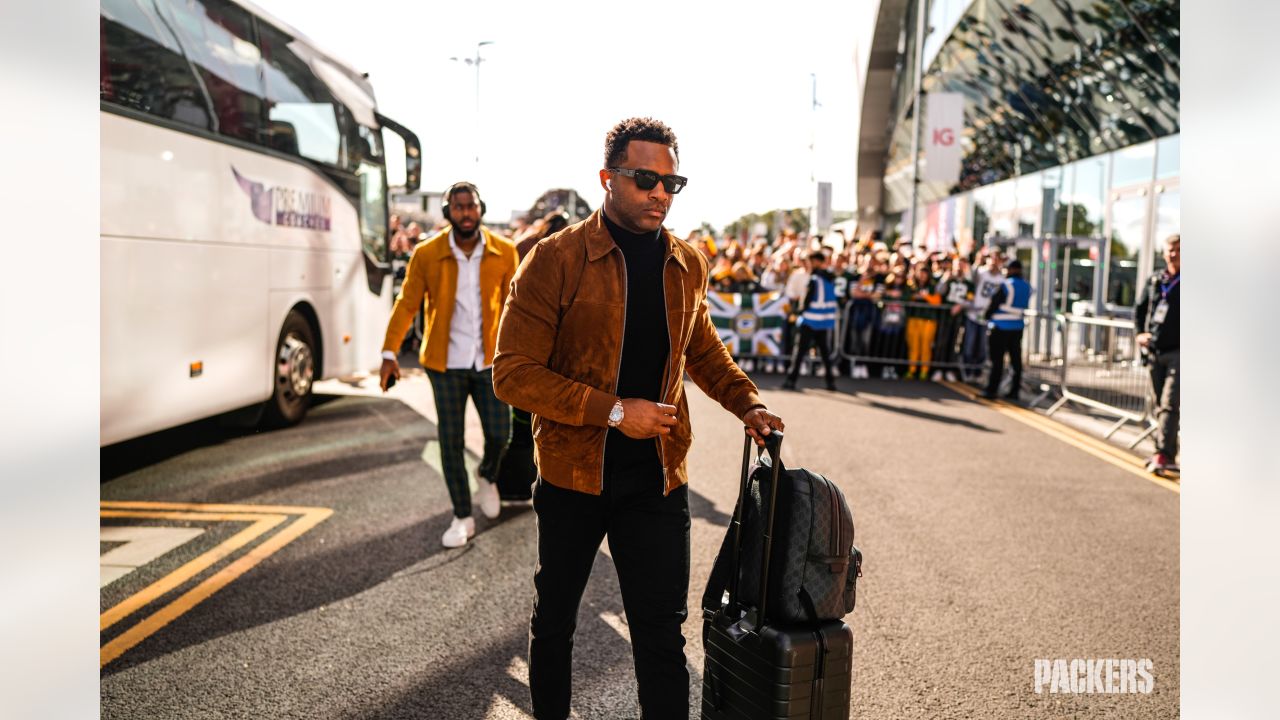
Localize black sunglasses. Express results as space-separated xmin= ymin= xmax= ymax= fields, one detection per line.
xmin=608 ymin=167 xmax=688 ymax=194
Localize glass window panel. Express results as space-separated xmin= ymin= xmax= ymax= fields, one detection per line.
xmin=993 ymin=179 xmax=1017 ymax=213
xmin=1074 ymin=0 xmax=1180 ymax=138
xmin=954 ymin=192 xmax=975 ymax=251
xmin=1156 ymin=134 xmax=1179 ymax=179
xmin=1017 ymin=171 xmax=1043 ymax=208
xmin=100 ymin=0 xmax=212 ymax=130
xmin=159 ymin=0 xmax=265 ymax=143
xmin=258 ymin=23 xmax=342 ymax=165
xmin=1044 ymin=165 xmax=1070 ymax=235
xmin=1016 ymin=211 xmax=1037 ymax=237
xmin=1135 ymin=0 xmax=1181 ymax=69
xmin=972 ymin=186 xmax=992 ymax=245
xmin=1060 ymin=244 xmax=1099 ymax=313
xmin=1110 ymin=140 xmax=1155 ymax=188
xmin=1152 ymin=189 xmax=1180 ymax=275
xmin=357 ymin=161 xmax=387 ymax=259
xmin=1107 ymin=195 xmax=1147 ymax=306
xmin=1014 ymin=171 xmax=1043 ymax=236
xmin=990 ymin=213 xmax=1015 ymax=239
xmin=918 ymin=0 xmax=1179 ymax=194
xmin=1064 ymin=154 xmax=1109 ymax=237
xmin=359 ymin=124 xmax=383 ymax=160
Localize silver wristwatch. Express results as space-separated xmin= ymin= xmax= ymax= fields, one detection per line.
xmin=607 ymin=399 xmax=625 ymax=428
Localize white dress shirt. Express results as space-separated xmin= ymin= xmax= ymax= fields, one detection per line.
xmin=446 ymin=230 xmax=488 ymax=370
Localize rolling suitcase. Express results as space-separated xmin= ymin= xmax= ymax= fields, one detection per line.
xmin=701 ymin=431 xmax=857 ymax=719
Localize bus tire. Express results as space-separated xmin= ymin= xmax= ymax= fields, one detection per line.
xmin=264 ymin=310 xmax=316 ymax=427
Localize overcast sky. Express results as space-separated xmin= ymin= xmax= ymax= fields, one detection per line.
xmin=253 ymin=0 xmax=878 ymax=234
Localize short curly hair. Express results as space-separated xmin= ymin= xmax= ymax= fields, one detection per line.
xmin=604 ymin=117 xmax=679 ymax=168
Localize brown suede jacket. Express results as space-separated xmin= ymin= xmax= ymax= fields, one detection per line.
xmin=493 ymin=210 xmax=763 ymax=496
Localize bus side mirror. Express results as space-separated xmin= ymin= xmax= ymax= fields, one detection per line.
xmin=376 ymin=113 xmax=421 ymax=193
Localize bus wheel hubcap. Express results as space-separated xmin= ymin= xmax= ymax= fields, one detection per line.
xmin=278 ymin=334 xmax=313 ymax=400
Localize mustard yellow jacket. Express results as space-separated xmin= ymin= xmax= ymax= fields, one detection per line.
xmin=382 ymin=227 xmax=518 ymax=372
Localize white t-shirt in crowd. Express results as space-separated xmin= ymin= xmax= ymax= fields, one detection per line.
xmin=967 ymin=267 xmax=1005 ymax=322
xmin=785 ymin=268 xmax=811 ymax=303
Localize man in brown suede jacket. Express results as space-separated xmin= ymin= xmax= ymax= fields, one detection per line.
xmin=493 ymin=117 xmax=784 ymax=720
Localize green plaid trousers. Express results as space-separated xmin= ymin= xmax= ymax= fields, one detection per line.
xmin=426 ymin=367 xmax=511 ymax=518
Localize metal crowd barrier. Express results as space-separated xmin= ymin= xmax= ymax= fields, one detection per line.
xmin=836 ymin=300 xmax=971 ymax=378
xmin=1042 ymin=313 xmax=1157 ymax=444
xmin=716 ymin=292 xmax=1158 ymax=447
xmin=1013 ymin=310 xmax=1067 ymax=406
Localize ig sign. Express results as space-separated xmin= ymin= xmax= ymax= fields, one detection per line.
xmin=925 ymin=92 xmax=964 ymax=184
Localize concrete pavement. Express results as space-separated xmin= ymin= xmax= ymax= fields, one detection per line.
xmin=100 ymin=372 xmax=1177 ymax=719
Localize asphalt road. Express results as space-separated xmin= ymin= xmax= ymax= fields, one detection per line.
xmin=100 ymin=372 xmax=1178 ymax=719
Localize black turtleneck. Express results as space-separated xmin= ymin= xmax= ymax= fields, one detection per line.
xmin=602 ymin=210 xmax=670 ymax=474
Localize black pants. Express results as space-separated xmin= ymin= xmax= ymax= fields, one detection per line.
xmin=1149 ymin=349 xmax=1180 ymax=459
xmin=529 ymin=468 xmax=691 ymax=720
xmin=985 ymin=327 xmax=1023 ymax=397
xmin=785 ymin=325 xmax=834 ymax=385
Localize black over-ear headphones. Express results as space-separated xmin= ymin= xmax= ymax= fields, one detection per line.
xmin=441 ymin=181 xmax=487 ymax=222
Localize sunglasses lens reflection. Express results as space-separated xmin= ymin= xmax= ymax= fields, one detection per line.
xmin=632 ymin=170 xmax=659 ymax=190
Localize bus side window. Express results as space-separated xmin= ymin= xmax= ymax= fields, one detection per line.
xmin=100 ymin=0 xmax=213 ymax=130
xmin=258 ymin=22 xmax=344 ymax=167
xmin=157 ymin=0 xmax=266 ymax=145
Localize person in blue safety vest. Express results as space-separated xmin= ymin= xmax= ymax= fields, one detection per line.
xmin=981 ymin=258 xmax=1033 ymax=401
xmin=782 ymin=250 xmax=839 ymax=391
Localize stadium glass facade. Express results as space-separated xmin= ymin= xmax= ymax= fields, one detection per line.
xmin=859 ymin=0 xmax=1179 ymax=315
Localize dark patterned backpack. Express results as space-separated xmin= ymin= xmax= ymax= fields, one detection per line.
xmin=703 ymin=432 xmax=862 ymax=625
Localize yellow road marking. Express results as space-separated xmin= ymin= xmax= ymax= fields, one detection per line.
xmin=941 ymin=382 xmax=1148 ymax=468
xmin=938 ymin=380 xmax=1180 ymax=494
xmin=99 ymin=513 xmax=286 ymax=631
xmin=102 ymin=500 xmax=328 ymax=514
xmin=99 ymin=502 xmax=333 ymax=667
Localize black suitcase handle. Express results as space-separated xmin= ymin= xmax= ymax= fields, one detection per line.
xmin=727 ymin=429 xmax=784 ymax=628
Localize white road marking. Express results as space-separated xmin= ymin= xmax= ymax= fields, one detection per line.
xmin=100 ymin=526 xmax=205 ymax=588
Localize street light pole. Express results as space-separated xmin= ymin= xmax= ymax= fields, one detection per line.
xmin=907 ymin=0 xmax=926 ymax=247
xmin=450 ymin=40 xmax=494 ymax=170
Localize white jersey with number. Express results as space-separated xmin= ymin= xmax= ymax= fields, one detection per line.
xmin=967 ymin=268 xmax=1005 ymax=323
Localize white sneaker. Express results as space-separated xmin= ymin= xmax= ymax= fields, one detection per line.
xmin=441 ymin=516 xmax=476 ymax=548
xmin=476 ymin=477 xmax=500 ymax=519
xmin=930 ymin=370 xmax=944 ymax=381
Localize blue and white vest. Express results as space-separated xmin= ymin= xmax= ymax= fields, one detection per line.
xmin=799 ymin=274 xmax=838 ymax=330
xmin=989 ymin=276 xmax=1031 ymax=331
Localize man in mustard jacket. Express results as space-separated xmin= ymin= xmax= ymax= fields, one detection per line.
xmin=380 ymin=182 xmax=519 ymax=548
xmin=494 ymin=118 xmax=784 ymax=719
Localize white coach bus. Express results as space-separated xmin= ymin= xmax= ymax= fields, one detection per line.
xmin=100 ymin=0 xmax=420 ymax=445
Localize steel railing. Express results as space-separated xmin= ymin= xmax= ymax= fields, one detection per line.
xmin=835 ymin=299 xmax=971 ymax=378
xmin=716 ymin=292 xmax=1159 ymax=449
xmin=1040 ymin=313 xmax=1157 ymax=445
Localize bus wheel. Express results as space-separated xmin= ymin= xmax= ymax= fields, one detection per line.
xmin=265 ymin=311 xmax=316 ymax=426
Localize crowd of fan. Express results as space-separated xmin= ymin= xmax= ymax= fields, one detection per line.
xmin=692 ymin=227 xmax=1014 ymax=383
xmin=390 ymin=207 xmax=1014 ymax=384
